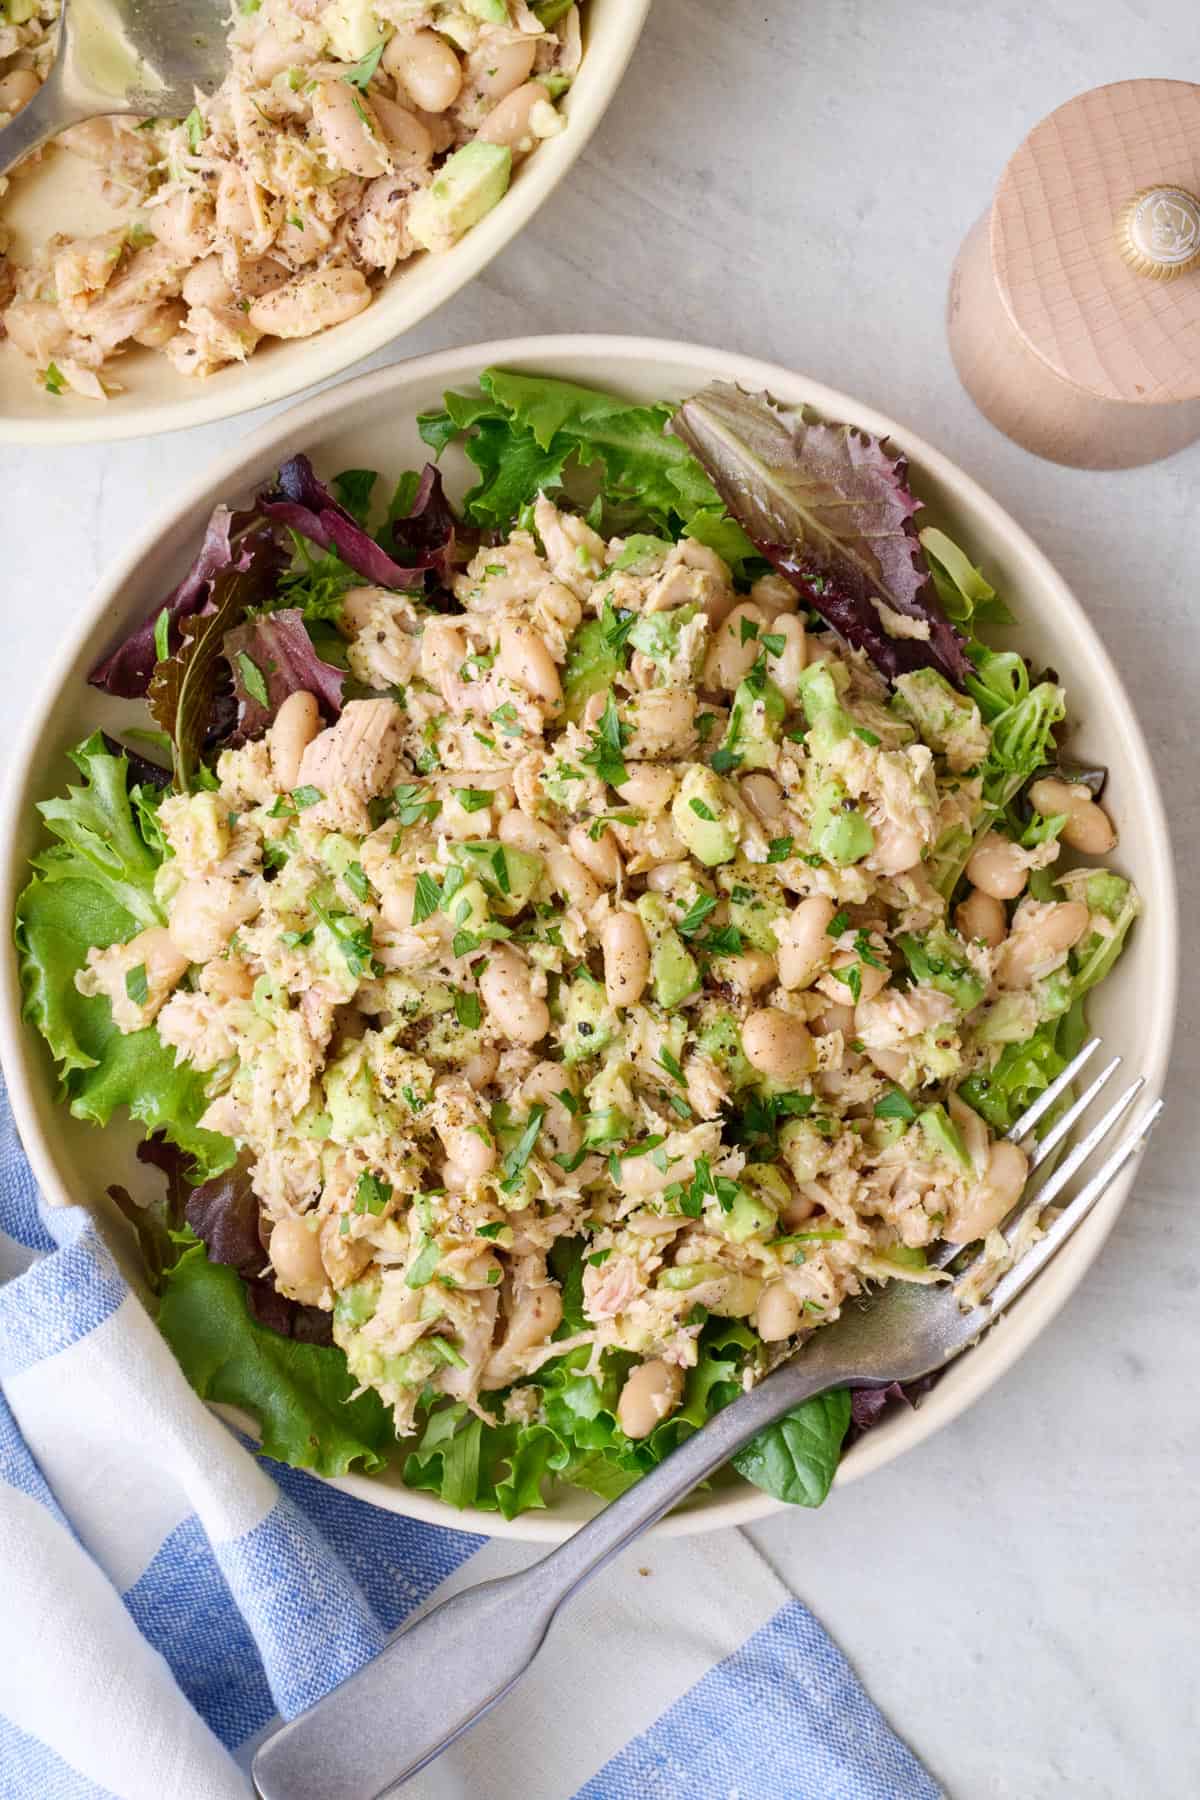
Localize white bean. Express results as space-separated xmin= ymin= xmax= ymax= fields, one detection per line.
xmin=519 ymin=1061 xmax=582 ymax=1159
xmin=383 ymin=28 xmax=463 ymax=114
xmin=132 ymin=300 xmax=186 ymax=349
xmin=269 ymin=1215 xmax=327 ymax=1305
xmin=379 ymin=875 xmax=415 ymax=931
xmin=624 ymin=689 xmax=696 ymax=759
xmin=466 ymin=34 xmax=537 ymax=101
xmin=435 ymin=1084 xmax=496 ymax=1178
xmin=601 ymin=911 xmax=650 ymax=1008
xmin=765 ymin=612 xmax=807 ymax=704
xmin=966 ymin=832 xmax=1028 ymax=901
xmin=476 ymin=80 xmax=551 ymax=154
xmin=998 ymin=901 xmax=1090 ymax=989
xmin=498 ymin=620 xmax=562 ymax=712
xmin=482 ymin=1283 xmax=563 ymax=1388
xmin=749 ymin=573 xmax=800 ymax=619
xmin=823 ymin=950 xmax=889 ymax=1005
xmin=740 ymin=772 xmax=785 ymax=824
xmin=182 ymin=256 xmax=232 ymax=311
xmin=312 ymin=79 xmax=390 ymax=177
xmin=420 ymin=618 xmax=466 ymax=681
xmin=370 ymin=95 xmax=434 ymax=161
xmin=1029 ymin=777 xmax=1116 ymax=855
xmin=616 ymin=764 xmax=675 ymax=813
xmin=168 ymin=876 xmax=256 ymax=963
xmin=955 ymin=886 xmax=1006 ymax=948
xmin=269 ymin=690 xmax=321 ymax=791
xmin=944 ymin=1140 xmax=1028 ymax=1244
xmin=742 ymin=1008 xmax=814 ymax=1080
xmin=154 ymin=189 xmax=215 ymax=260
xmin=617 ymin=1359 xmax=684 ymax=1438
xmin=568 ymin=823 xmax=622 ymax=887
xmin=702 ymin=602 xmax=768 ymax=694
xmin=776 ymin=895 xmax=836 ymax=990
xmin=251 ymin=30 xmax=316 ymax=84
xmin=757 ymin=1281 xmax=802 ymax=1341
xmin=479 ymin=943 xmax=549 ymax=1045
xmin=721 ymin=949 xmax=778 ymax=993
xmin=0 ymin=69 xmax=39 ymax=112
xmin=248 ymin=265 xmax=371 ymax=338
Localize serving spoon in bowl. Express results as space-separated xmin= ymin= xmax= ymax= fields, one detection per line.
xmin=252 ymin=1037 xmax=1162 ymax=1799
xmin=0 ymin=0 xmax=229 ymax=179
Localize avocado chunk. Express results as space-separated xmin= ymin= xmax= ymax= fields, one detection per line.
xmin=695 ymin=1007 xmax=756 ymax=1088
xmin=897 ymin=926 xmax=986 ymax=1013
xmin=796 ymin=662 xmax=853 ymax=761
xmin=334 ymin=1277 xmax=380 ymax=1330
xmin=561 ymin=974 xmax=615 ymax=1063
xmin=408 ymin=142 xmax=513 ymax=253
xmin=809 ymin=773 xmax=874 ymax=865
xmin=324 ymin=1050 xmax=378 ymax=1144
xmin=463 ymin=0 xmax=509 ymax=20
xmin=722 ymin=670 xmax=786 ymax=771
xmin=721 ymin=1164 xmax=786 ymax=1242
xmin=322 ymin=0 xmax=385 ymax=62
xmin=561 ymin=621 xmax=621 ymax=722
xmin=449 ymin=840 xmax=542 ymax=916
xmin=892 ymin=668 xmax=988 ymax=770
xmin=724 ymin=867 xmax=785 ymax=953
xmin=636 ymin=893 xmax=700 ymax=1007
xmin=916 ymin=1103 xmax=974 ymax=1175
xmin=672 ymin=766 xmax=740 ymax=866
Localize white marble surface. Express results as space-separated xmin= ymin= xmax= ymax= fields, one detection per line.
xmin=3 ymin=1 xmax=1198 ymax=1795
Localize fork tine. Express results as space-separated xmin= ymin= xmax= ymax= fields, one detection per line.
xmin=981 ymin=1098 xmax=1164 ymax=1319
xmin=1006 ymin=1035 xmax=1102 ymax=1145
xmin=1025 ymin=1054 xmax=1123 ymax=1173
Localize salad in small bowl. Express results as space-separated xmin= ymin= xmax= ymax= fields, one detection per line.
xmin=3 ymin=340 xmax=1173 ymax=1537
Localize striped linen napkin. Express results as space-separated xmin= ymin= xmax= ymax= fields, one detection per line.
xmin=0 ymin=1083 xmax=939 ymax=1800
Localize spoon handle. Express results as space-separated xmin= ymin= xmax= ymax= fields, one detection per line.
xmin=251 ymin=1357 xmax=841 ymax=1800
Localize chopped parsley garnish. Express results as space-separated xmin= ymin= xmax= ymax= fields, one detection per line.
xmin=766 ymin=835 xmax=793 ymax=862
xmin=695 ymin=924 xmax=743 ymax=956
xmin=42 ymin=362 xmax=67 ymax=396
xmin=454 ymin=787 xmax=493 ymax=814
xmin=344 ymin=862 xmax=371 ymax=903
xmin=311 ymin=896 xmax=375 ymax=977
xmin=739 ymin=616 xmax=760 ymax=644
xmin=501 ymin=1105 xmax=544 ymax=1194
xmin=124 ymin=964 xmax=149 ymax=1006
xmin=386 ymin=782 xmax=439 ymax=827
xmin=454 ymin=991 xmax=482 ymax=1030
xmin=411 ymin=872 xmax=442 ymax=924
xmin=354 ymin=1172 xmax=392 ymax=1215
xmin=555 ymin=1088 xmax=580 ymax=1115
xmin=491 ymin=702 xmax=523 ymax=737
xmin=689 ymin=797 xmax=716 ymax=821
xmin=476 ymin=1221 xmax=506 ymax=1240
xmin=709 ymin=748 xmax=742 ymax=774
xmin=842 ymin=962 xmax=863 ymax=1001
xmin=601 ymin=599 xmax=637 ymax=654
xmin=853 ymin=725 xmax=882 ymax=746
xmin=280 ymin=928 xmax=314 ymax=949
xmin=761 ymin=632 xmax=786 ymax=657
xmin=153 ymin=608 xmax=171 ymax=664
xmin=586 ymin=1248 xmax=613 ymax=1266
xmin=657 ymin=1046 xmax=685 ymax=1083
xmin=581 ymin=692 xmax=630 ymax=789
xmin=291 ymin=785 xmax=323 ymax=810
xmin=695 ymin=711 xmax=717 ymax=743
xmin=827 ymin=910 xmax=850 ymax=938
xmin=677 ymin=893 xmax=718 ymax=937
xmin=184 ymin=106 xmax=204 ymax=152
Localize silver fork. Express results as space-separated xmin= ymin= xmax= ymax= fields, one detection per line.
xmin=251 ymin=1039 xmax=1162 ymax=1800
xmin=0 ymin=0 xmax=229 ymax=180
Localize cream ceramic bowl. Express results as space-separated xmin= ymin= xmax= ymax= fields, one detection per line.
xmin=0 ymin=2 xmax=650 ymax=445
xmin=0 ymin=336 xmax=1177 ymax=1539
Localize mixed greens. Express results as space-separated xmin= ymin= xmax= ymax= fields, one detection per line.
xmin=16 ymin=370 xmax=1139 ymax=1517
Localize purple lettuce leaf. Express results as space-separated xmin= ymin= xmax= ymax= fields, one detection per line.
xmin=260 ymin=454 xmax=425 ymax=591
xmin=389 ymin=462 xmax=462 ymax=589
xmin=186 ymin=1158 xmax=332 ymax=1344
xmin=845 ymin=1374 xmax=938 ymax=1447
xmin=223 ymin=608 xmax=345 ymax=742
xmin=669 ymin=383 xmax=971 ymax=688
xmin=89 ymin=506 xmax=261 ymax=698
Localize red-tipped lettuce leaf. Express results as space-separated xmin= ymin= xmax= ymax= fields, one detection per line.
xmin=669 ymin=384 xmax=971 ymax=688
xmin=186 ymin=1157 xmax=332 ymax=1344
xmin=260 ymin=454 xmax=425 ymax=591
xmin=89 ymin=506 xmax=261 ymax=698
xmin=389 ymin=462 xmax=462 ymax=589
xmin=148 ymin=523 xmax=284 ymax=791
xmin=223 ymin=608 xmax=345 ymax=741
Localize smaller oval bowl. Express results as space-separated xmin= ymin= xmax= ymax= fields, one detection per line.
xmin=0 ymin=336 xmax=1177 ymax=1539
xmin=0 ymin=1 xmax=650 ymax=445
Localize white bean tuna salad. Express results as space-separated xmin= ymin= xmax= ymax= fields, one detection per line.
xmin=18 ymin=375 xmax=1140 ymax=1513
xmin=0 ymin=2 xmax=583 ymax=398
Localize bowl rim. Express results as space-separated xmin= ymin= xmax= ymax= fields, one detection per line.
xmin=0 ymin=332 xmax=1178 ymax=1540
xmin=0 ymin=1 xmax=652 ymax=447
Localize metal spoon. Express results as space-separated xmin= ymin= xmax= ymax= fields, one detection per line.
xmin=0 ymin=0 xmax=229 ymax=178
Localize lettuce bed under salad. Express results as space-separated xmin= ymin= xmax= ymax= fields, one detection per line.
xmin=15 ymin=369 xmax=1138 ymax=1516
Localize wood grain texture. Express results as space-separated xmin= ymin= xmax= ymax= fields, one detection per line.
xmin=949 ymin=79 xmax=1200 ymax=467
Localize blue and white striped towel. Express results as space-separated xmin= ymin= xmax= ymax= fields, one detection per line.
xmin=0 ymin=1082 xmax=939 ymax=1800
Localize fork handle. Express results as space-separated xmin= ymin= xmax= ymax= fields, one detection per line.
xmin=252 ymin=1357 xmax=844 ymax=1800
xmin=0 ymin=63 xmax=96 ymax=178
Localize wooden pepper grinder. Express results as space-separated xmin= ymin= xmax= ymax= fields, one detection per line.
xmin=948 ymin=79 xmax=1200 ymax=469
